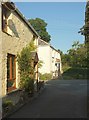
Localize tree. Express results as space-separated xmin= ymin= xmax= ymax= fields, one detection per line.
xmin=28 ymin=18 xmax=51 ymax=43
xmin=79 ymin=1 xmax=89 ymax=44
xmin=61 ymin=41 xmax=87 ymax=69
xmin=67 ymin=41 xmax=87 ymax=68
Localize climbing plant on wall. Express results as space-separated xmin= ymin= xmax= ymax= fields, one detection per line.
xmin=17 ymin=40 xmax=36 ymax=93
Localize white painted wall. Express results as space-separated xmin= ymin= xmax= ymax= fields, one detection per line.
xmin=38 ymin=45 xmax=51 ymax=74
xmin=37 ymin=39 xmax=62 ymax=78
xmin=51 ymin=48 xmax=62 ymax=78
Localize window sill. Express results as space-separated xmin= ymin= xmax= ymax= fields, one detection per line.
xmin=2 ymin=30 xmax=12 ymax=37
xmin=7 ymin=87 xmax=18 ymax=95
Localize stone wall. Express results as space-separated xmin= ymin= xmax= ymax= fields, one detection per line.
xmin=0 ymin=2 xmax=2 ymax=119
xmin=1 ymin=7 xmax=38 ymax=96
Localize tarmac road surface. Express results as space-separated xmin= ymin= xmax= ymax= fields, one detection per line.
xmin=9 ymin=79 xmax=87 ymax=118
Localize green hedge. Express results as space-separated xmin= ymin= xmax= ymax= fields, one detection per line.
xmin=39 ymin=73 xmax=52 ymax=80
xmin=62 ymin=67 xmax=88 ymax=80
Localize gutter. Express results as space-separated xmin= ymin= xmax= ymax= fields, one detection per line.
xmin=50 ymin=45 xmax=60 ymax=54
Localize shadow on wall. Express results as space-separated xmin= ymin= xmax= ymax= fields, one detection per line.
xmin=8 ymin=19 xmax=19 ymax=38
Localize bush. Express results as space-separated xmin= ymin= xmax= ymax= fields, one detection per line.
xmin=24 ymin=78 xmax=34 ymax=94
xmin=38 ymin=81 xmax=44 ymax=91
xmin=62 ymin=67 xmax=88 ymax=80
xmin=62 ymin=64 xmax=71 ymax=73
xmin=2 ymin=99 xmax=14 ymax=113
xmin=39 ymin=73 xmax=52 ymax=80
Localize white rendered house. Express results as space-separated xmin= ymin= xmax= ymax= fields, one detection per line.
xmin=51 ymin=46 xmax=62 ymax=78
xmin=37 ymin=39 xmax=62 ymax=79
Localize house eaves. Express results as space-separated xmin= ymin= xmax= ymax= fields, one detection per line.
xmin=38 ymin=39 xmax=50 ymax=46
xmin=50 ymin=46 xmax=60 ymax=54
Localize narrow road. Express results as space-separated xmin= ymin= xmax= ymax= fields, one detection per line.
xmin=9 ymin=79 xmax=87 ymax=118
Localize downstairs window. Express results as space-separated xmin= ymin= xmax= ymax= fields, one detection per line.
xmin=7 ymin=54 xmax=16 ymax=93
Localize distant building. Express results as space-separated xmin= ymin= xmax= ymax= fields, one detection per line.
xmin=50 ymin=46 xmax=62 ymax=78
xmin=37 ymin=39 xmax=62 ymax=79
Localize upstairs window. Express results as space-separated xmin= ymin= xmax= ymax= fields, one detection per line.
xmin=2 ymin=4 xmax=13 ymax=35
xmin=2 ymin=5 xmax=8 ymax=32
xmin=33 ymin=35 xmax=36 ymax=40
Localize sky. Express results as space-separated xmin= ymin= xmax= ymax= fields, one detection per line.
xmin=15 ymin=2 xmax=86 ymax=53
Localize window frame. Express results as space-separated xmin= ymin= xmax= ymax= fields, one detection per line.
xmin=2 ymin=4 xmax=8 ymax=33
xmin=2 ymin=4 xmax=12 ymax=36
xmin=7 ymin=54 xmax=16 ymax=93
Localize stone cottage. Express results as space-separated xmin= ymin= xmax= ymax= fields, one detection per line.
xmin=0 ymin=2 xmax=40 ymax=97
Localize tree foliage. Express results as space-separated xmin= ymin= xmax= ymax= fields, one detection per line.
xmin=60 ymin=41 xmax=88 ymax=79
xmin=61 ymin=41 xmax=87 ymax=69
xmin=28 ymin=18 xmax=51 ymax=43
xmin=38 ymin=60 xmax=43 ymax=68
xmin=79 ymin=2 xmax=89 ymax=43
xmin=17 ymin=41 xmax=36 ymax=93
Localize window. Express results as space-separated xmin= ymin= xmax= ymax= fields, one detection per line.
xmin=7 ymin=54 xmax=16 ymax=92
xmin=55 ymin=63 xmax=57 ymax=67
xmin=2 ymin=5 xmax=8 ymax=32
xmin=2 ymin=4 xmax=12 ymax=35
xmin=33 ymin=35 xmax=36 ymax=40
